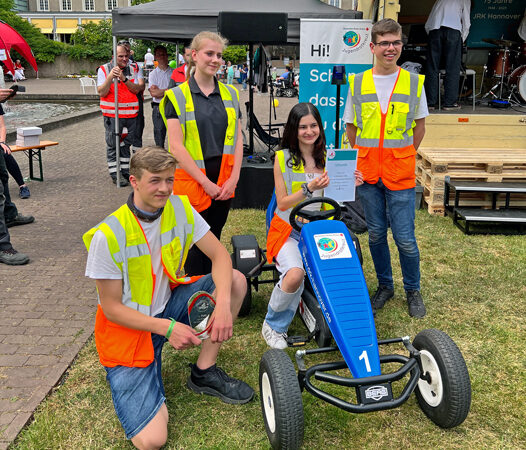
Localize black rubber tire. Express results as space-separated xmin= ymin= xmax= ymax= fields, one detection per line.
xmin=276 ymin=90 xmax=282 ymax=97
xmin=413 ymin=329 xmax=471 ymax=428
xmin=259 ymin=349 xmax=304 ymax=449
xmin=285 ymin=88 xmax=295 ymax=98
xmin=238 ymin=288 xmax=252 ymax=317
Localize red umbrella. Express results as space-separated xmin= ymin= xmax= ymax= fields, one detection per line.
xmin=0 ymin=20 xmax=38 ymax=74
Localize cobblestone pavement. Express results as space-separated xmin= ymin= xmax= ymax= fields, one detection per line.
xmin=0 ymin=79 xmax=297 ymax=448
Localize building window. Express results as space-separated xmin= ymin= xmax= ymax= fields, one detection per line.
xmin=84 ymin=0 xmax=95 ymax=11
xmin=327 ymin=0 xmax=341 ymax=7
xmin=61 ymin=0 xmax=72 ymax=11
xmin=106 ymin=0 xmax=118 ymax=11
xmin=38 ymin=0 xmax=49 ymax=11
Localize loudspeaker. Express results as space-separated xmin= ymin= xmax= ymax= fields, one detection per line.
xmin=218 ymin=12 xmax=288 ymax=44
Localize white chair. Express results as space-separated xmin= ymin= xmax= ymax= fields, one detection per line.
xmin=79 ymin=77 xmax=97 ymax=94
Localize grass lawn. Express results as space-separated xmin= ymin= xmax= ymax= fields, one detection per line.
xmin=13 ymin=208 xmax=526 ymax=449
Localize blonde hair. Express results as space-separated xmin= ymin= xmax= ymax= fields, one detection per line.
xmin=187 ymin=31 xmax=228 ymax=80
xmin=130 ymin=146 xmax=177 ymax=179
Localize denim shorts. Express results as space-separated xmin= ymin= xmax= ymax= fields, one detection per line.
xmin=104 ymin=274 xmax=215 ymax=439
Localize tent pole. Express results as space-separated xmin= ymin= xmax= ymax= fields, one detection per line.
xmin=113 ymin=36 xmax=122 ymax=188
xmin=248 ymin=43 xmax=254 ymax=155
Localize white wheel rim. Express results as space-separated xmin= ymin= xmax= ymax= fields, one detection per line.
xmin=261 ymin=372 xmax=276 ymax=433
xmin=417 ymin=350 xmax=444 ymax=407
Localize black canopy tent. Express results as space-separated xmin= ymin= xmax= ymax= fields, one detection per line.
xmin=109 ymin=0 xmax=362 ymax=178
xmin=111 ymin=0 xmax=362 ymax=43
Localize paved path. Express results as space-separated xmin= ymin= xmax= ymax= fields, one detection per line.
xmin=0 ymin=78 xmax=297 ymax=448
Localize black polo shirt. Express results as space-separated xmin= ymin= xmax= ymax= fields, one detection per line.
xmin=164 ymin=76 xmax=241 ymax=166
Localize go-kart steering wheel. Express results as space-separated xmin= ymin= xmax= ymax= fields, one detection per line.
xmin=289 ymin=197 xmax=341 ymax=232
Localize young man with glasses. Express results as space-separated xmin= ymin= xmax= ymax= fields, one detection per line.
xmin=343 ymin=18 xmax=429 ymax=318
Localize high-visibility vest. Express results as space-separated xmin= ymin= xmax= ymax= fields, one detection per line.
xmin=350 ymin=68 xmax=424 ymax=190
xmin=159 ymin=80 xmax=240 ymax=212
xmin=99 ymin=63 xmax=139 ymax=118
xmin=83 ymin=195 xmax=202 ymax=368
xmin=266 ymin=149 xmax=331 ymax=263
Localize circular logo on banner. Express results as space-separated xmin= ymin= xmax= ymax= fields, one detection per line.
xmin=317 ymin=237 xmax=338 ymax=253
xmin=343 ymin=31 xmax=360 ymax=48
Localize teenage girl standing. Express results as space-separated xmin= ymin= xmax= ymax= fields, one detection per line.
xmin=161 ymin=32 xmax=243 ymax=276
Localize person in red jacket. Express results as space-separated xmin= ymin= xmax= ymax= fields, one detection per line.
xmin=168 ymin=45 xmax=191 ymax=88
xmin=97 ymin=44 xmax=143 ymax=185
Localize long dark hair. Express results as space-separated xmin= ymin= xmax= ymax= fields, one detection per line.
xmin=281 ymin=102 xmax=326 ymax=170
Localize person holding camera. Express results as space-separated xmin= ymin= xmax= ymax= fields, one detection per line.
xmin=97 ymin=44 xmax=142 ymax=186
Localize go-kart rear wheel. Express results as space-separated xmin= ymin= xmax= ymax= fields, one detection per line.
xmin=259 ymin=349 xmax=304 ymax=449
xmin=413 ymin=329 xmax=471 ymax=428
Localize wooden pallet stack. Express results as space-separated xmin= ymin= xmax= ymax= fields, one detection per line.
xmin=416 ymin=148 xmax=526 ymax=215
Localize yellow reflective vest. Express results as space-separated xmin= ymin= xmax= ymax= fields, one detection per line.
xmin=83 ymin=195 xmax=201 ymax=367
xmin=349 ymin=68 xmax=424 ymax=190
xmin=159 ymin=80 xmax=240 ymax=212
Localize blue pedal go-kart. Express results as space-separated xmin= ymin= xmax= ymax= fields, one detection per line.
xmin=232 ymin=197 xmax=471 ymax=449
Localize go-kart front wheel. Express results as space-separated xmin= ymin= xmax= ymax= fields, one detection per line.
xmin=413 ymin=329 xmax=471 ymax=428
xmin=259 ymin=349 xmax=304 ymax=449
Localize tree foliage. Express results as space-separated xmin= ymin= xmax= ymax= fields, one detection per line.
xmin=223 ymin=46 xmax=248 ymax=65
xmin=68 ymin=20 xmax=113 ymax=60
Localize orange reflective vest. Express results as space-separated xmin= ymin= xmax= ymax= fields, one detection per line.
xmin=159 ymin=80 xmax=240 ymax=212
xmin=83 ymin=195 xmax=202 ymax=368
xmin=99 ymin=63 xmax=139 ymax=118
xmin=350 ymin=68 xmax=424 ymax=190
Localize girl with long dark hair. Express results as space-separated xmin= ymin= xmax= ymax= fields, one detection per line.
xmin=263 ymin=102 xmax=362 ymax=348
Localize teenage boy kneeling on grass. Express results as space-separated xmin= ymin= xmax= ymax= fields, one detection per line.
xmin=83 ymin=146 xmax=253 ymax=450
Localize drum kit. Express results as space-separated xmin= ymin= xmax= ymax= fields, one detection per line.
xmin=481 ymin=38 xmax=526 ymax=107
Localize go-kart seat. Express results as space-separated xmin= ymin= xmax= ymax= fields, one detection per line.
xmin=266 ymin=190 xmax=277 ymax=232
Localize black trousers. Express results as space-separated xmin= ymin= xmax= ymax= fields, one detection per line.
xmin=0 ymin=150 xmax=15 ymax=250
xmin=184 ymin=156 xmax=232 ymax=276
xmin=151 ymin=103 xmax=167 ymax=148
xmin=425 ymin=26 xmax=462 ymax=107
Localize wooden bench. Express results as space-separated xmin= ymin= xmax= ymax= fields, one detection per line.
xmin=9 ymin=140 xmax=59 ymax=182
xmin=444 ymin=178 xmax=526 ymax=235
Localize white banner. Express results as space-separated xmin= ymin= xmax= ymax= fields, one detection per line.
xmin=299 ymin=19 xmax=373 ymax=148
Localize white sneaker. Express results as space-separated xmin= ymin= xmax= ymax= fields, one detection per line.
xmin=262 ymin=321 xmax=288 ymax=349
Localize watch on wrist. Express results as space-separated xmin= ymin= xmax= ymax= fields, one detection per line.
xmin=302 ymin=182 xmax=313 ymax=198
xmin=122 ymin=77 xmax=128 ymax=83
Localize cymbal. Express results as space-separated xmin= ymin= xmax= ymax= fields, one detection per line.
xmin=482 ymin=38 xmax=518 ymax=47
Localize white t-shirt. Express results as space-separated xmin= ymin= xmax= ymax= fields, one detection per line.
xmin=144 ymin=52 xmax=155 ymax=66
xmin=97 ymin=62 xmax=144 ymax=86
xmin=148 ymin=66 xmax=174 ymax=103
xmin=85 ymin=204 xmax=210 ymax=316
xmin=343 ymin=70 xmax=429 ymax=125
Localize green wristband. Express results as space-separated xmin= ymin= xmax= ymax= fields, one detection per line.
xmin=165 ymin=318 xmax=176 ymax=339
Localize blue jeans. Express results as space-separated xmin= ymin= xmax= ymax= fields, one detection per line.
xmin=357 ymin=179 xmax=420 ymax=291
xmin=104 ymin=274 xmax=215 ymax=439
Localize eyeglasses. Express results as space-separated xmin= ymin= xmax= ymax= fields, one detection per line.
xmin=373 ymin=40 xmax=403 ymax=49
xmin=118 ymin=40 xmax=130 ymax=47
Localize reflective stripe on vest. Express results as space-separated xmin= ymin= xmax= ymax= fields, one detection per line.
xmin=350 ymin=68 xmax=423 ymax=149
xmin=158 ymin=81 xmax=240 ymax=212
xmin=266 ymin=150 xmax=332 ymax=263
xmin=99 ymin=63 xmax=139 ymax=118
xmin=349 ymin=68 xmax=424 ymax=190
xmin=82 ymin=195 xmax=198 ymax=367
xmin=83 ymin=195 xmax=196 ymax=313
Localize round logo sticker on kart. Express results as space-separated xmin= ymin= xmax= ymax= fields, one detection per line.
xmin=314 ymin=233 xmax=352 ymax=260
xmin=317 ymin=237 xmax=338 ymax=253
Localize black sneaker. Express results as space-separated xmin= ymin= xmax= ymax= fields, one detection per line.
xmin=187 ymin=363 xmax=254 ymax=404
xmin=371 ymin=285 xmax=394 ymax=311
xmin=0 ymin=248 xmax=29 ymax=265
xmin=406 ymin=290 xmax=426 ymax=318
xmin=6 ymin=214 xmax=35 ymax=228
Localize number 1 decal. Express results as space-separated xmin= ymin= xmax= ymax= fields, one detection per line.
xmin=359 ymin=350 xmax=371 ymax=372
